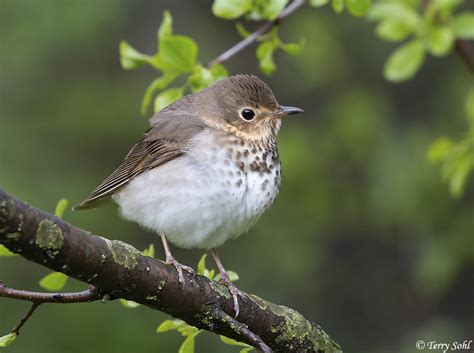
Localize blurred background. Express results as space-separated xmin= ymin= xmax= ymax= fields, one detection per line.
xmin=0 ymin=1 xmax=473 ymax=352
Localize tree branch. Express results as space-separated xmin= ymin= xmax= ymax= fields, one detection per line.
xmin=208 ymin=0 xmax=306 ymax=67
xmin=0 ymin=283 xmax=100 ymax=304
xmin=0 ymin=189 xmax=341 ymax=352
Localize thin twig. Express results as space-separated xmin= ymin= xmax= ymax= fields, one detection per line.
xmin=208 ymin=0 xmax=306 ymax=67
xmin=213 ymin=309 xmax=272 ymax=353
xmin=455 ymin=40 xmax=474 ymax=73
xmin=11 ymin=303 xmax=40 ymax=335
xmin=0 ymin=283 xmax=101 ymax=304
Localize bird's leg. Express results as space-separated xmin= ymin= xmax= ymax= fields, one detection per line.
xmin=160 ymin=233 xmax=194 ymax=285
xmin=210 ymin=248 xmax=243 ymax=318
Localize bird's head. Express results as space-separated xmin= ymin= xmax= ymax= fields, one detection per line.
xmin=197 ymin=74 xmax=303 ymax=142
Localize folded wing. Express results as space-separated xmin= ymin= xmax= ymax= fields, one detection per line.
xmin=74 ymin=98 xmax=205 ymax=210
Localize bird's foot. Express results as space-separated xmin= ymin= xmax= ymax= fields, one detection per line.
xmin=219 ymin=272 xmax=244 ymax=318
xmin=165 ymin=254 xmax=194 ymax=286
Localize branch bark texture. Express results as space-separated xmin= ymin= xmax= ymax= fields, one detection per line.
xmin=0 ymin=189 xmax=341 ymax=352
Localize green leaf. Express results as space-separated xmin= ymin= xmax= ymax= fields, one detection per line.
xmin=140 ymin=73 xmax=178 ymax=115
xmin=428 ymin=26 xmax=454 ymax=57
xmin=215 ymin=270 xmax=240 ymax=282
xmin=279 ymin=38 xmax=305 ymax=55
xmin=156 ymin=319 xmax=185 ymax=333
xmin=0 ymin=245 xmax=16 ymax=257
xmin=384 ymin=39 xmax=425 ymax=82
xmin=210 ymin=63 xmax=229 ymax=81
xmin=39 ymin=272 xmax=68 ymax=291
xmin=427 ymin=138 xmax=453 ymax=162
xmin=332 ymin=0 xmax=344 ymax=13
xmin=154 ymin=87 xmax=184 ymax=112
xmin=119 ymin=41 xmax=154 ymax=70
xmin=158 ymin=11 xmax=173 ymax=41
xmin=159 ymin=35 xmax=198 ymax=72
xmin=344 ymin=0 xmax=371 ymax=17
xmin=240 ymin=349 xmax=254 ymax=353
xmin=260 ymin=0 xmax=289 ymax=20
xmin=142 ymin=243 xmax=155 ymax=258
xmin=236 ymin=22 xmax=251 ymax=38
xmin=368 ymin=3 xmax=423 ymax=32
xmin=465 ymin=88 xmax=474 ymax=128
xmin=256 ymin=40 xmax=278 ymax=75
xmin=178 ymin=325 xmax=199 ymax=337
xmin=220 ymin=335 xmax=253 ymax=348
xmin=0 ymin=333 xmax=17 ymax=347
xmin=208 ymin=269 xmax=215 ymax=279
xmin=119 ymin=299 xmax=141 ymax=309
xmin=188 ymin=66 xmax=215 ymax=92
xmin=212 ymin=0 xmax=253 ymax=19
xmin=197 ymin=254 xmax=208 ymax=275
xmin=178 ymin=331 xmax=199 ymax=353
xmin=309 ymin=0 xmax=329 ymax=7
xmin=451 ymin=12 xmax=474 ymax=39
xmin=54 ymin=198 xmax=69 ymax=219
xmin=449 ymin=154 xmax=473 ymax=197
xmin=375 ymin=19 xmax=412 ymax=42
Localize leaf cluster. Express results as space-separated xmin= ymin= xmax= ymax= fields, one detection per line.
xmin=367 ymin=0 xmax=474 ymax=82
xmin=428 ymin=89 xmax=474 ymax=197
xmin=120 ymin=11 xmax=228 ymax=115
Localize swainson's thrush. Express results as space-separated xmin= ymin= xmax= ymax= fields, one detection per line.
xmin=74 ymin=74 xmax=303 ymax=317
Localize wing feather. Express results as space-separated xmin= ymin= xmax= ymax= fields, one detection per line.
xmin=73 ymin=139 xmax=183 ymax=210
xmin=74 ymin=94 xmax=205 ymax=210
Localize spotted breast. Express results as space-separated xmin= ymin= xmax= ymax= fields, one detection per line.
xmin=113 ymin=128 xmax=281 ymax=250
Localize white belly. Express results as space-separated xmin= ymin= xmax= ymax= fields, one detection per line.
xmin=113 ymin=130 xmax=281 ymax=249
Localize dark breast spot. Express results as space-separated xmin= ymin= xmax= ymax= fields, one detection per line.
xmin=249 ymin=160 xmax=259 ymax=172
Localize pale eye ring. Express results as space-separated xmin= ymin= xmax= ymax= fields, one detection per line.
xmin=241 ymin=109 xmax=255 ymax=121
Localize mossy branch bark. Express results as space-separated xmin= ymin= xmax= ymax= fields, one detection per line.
xmin=0 ymin=189 xmax=341 ymax=352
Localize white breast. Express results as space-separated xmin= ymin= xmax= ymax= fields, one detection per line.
xmin=113 ymin=129 xmax=281 ymax=249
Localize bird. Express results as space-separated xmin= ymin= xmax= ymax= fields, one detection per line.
xmin=74 ymin=74 xmax=303 ymax=317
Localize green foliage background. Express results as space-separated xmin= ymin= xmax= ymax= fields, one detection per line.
xmin=0 ymin=1 xmax=473 ymax=352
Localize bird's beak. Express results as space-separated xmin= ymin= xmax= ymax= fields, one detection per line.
xmin=273 ymin=105 xmax=304 ymax=117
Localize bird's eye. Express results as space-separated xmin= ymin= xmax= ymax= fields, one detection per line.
xmin=241 ymin=109 xmax=255 ymax=121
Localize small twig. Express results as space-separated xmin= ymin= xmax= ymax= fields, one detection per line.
xmin=0 ymin=284 xmax=101 ymax=336
xmin=11 ymin=303 xmax=40 ymax=335
xmin=213 ymin=309 xmax=272 ymax=353
xmin=455 ymin=40 xmax=474 ymax=73
xmin=0 ymin=283 xmax=101 ymax=304
xmin=208 ymin=0 xmax=306 ymax=67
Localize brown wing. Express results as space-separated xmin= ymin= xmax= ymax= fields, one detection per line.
xmin=74 ymin=91 xmax=206 ymax=210
xmin=73 ymin=138 xmax=183 ymax=210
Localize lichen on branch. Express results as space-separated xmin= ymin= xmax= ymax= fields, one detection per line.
xmin=0 ymin=189 xmax=341 ymax=352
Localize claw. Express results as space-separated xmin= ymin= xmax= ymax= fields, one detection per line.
xmin=219 ymin=272 xmax=244 ymax=318
xmin=160 ymin=233 xmax=194 ymax=286
xmin=166 ymin=255 xmax=194 ymax=286
xmin=210 ymin=248 xmax=244 ymax=318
